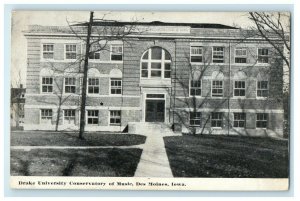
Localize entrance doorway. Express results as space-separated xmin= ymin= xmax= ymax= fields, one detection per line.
xmin=144 ymin=94 xmax=165 ymax=122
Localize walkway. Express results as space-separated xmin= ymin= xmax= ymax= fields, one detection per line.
xmin=134 ymin=125 xmax=178 ymax=178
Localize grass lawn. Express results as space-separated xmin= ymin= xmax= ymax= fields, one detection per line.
xmin=164 ymin=135 xmax=289 ymax=178
xmin=11 ymin=148 xmax=142 ymax=177
xmin=11 ymin=131 xmax=146 ymax=147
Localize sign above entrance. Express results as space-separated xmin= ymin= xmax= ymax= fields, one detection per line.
xmin=125 ymin=25 xmax=191 ymax=34
xmin=146 ymin=94 xmax=165 ymax=99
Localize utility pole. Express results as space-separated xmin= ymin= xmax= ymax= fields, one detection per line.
xmin=79 ymin=11 xmax=94 ymax=139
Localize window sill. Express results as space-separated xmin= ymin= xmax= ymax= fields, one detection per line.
xmin=110 ymin=124 xmax=121 ymax=126
xmin=190 ymin=62 xmax=204 ymax=65
xmin=211 ymin=127 xmax=222 ymax=129
xmin=232 ymin=97 xmax=247 ymax=99
xmin=211 ymin=96 xmax=224 ymax=99
xmin=256 ymin=97 xmax=269 ymax=100
xmin=109 ymin=94 xmax=122 ymax=97
xmin=189 ymin=95 xmax=203 ymax=98
xmin=255 ymin=63 xmax=270 ymax=66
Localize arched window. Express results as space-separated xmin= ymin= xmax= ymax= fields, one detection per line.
xmin=87 ymin=68 xmax=101 ymax=94
xmin=141 ymin=47 xmax=171 ymax=79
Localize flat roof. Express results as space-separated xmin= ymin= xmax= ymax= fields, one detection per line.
xmin=74 ymin=20 xmax=238 ymax=29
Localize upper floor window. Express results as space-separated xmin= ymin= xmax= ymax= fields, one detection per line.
xmin=65 ymin=44 xmax=77 ymax=60
xmin=41 ymin=77 xmax=53 ymax=93
xmin=212 ymin=47 xmax=224 ymax=63
xmin=89 ymin=45 xmax=100 ymax=60
xmin=111 ymin=45 xmax=123 ymax=61
xmin=190 ymin=80 xmax=201 ymax=96
xmin=141 ymin=47 xmax=171 ymax=79
xmin=234 ymin=81 xmax=246 ymax=97
xmin=110 ymin=78 xmax=122 ymax=95
xmin=88 ymin=78 xmax=99 ymax=94
xmin=64 ymin=77 xmax=76 ymax=93
xmin=190 ymin=112 xmax=201 ymax=127
xmin=258 ymin=48 xmax=269 ymax=63
xmin=190 ymin=46 xmax=203 ymax=63
xmin=212 ymin=80 xmax=223 ymax=97
xmin=42 ymin=44 xmax=54 ymax=59
xmin=235 ymin=48 xmax=247 ymax=63
xmin=257 ymin=81 xmax=269 ymax=98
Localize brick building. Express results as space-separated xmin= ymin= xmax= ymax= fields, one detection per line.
xmin=23 ymin=21 xmax=284 ymax=137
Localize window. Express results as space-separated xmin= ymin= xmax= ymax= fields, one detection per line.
xmin=111 ymin=45 xmax=123 ymax=61
xmin=235 ymin=48 xmax=247 ymax=63
xmin=64 ymin=77 xmax=76 ymax=93
xmin=234 ymin=81 xmax=246 ymax=97
xmin=190 ymin=46 xmax=203 ymax=63
xmin=189 ymin=112 xmax=201 ymax=126
xmin=65 ymin=44 xmax=77 ymax=60
xmin=41 ymin=77 xmax=53 ymax=93
xmin=41 ymin=109 xmax=52 ymax=124
xmin=89 ymin=45 xmax=100 ymax=60
xmin=211 ymin=112 xmax=223 ymax=128
xmin=87 ymin=110 xmax=99 ymax=125
xmin=141 ymin=47 xmax=172 ymax=79
xmin=258 ymin=48 xmax=269 ymax=63
xmin=42 ymin=44 xmax=54 ymax=59
xmin=233 ymin=113 xmax=246 ymax=128
xmin=110 ymin=78 xmax=122 ymax=95
xmin=212 ymin=80 xmax=223 ymax=97
xmin=88 ymin=78 xmax=99 ymax=94
xmin=190 ymin=80 xmax=201 ymax=96
xmin=256 ymin=113 xmax=268 ymax=128
xmin=257 ymin=81 xmax=268 ymax=98
xmin=110 ymin=110 xmax=121 ymax=125
xmin=213 ymin=47 xmax=224 ymax=63
xmin=64 ymin=109 xmax=75 ymax=124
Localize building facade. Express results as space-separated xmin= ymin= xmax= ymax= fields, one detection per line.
xmin=23 ymin=21 xmax=284 ymax=137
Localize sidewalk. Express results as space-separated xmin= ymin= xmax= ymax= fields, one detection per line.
xmin=134 ymin=131 xmax=174 ymax=178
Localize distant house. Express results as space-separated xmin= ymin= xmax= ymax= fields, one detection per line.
xmin=23 ymin=21 xmax=284 ymax=137
xmin=11 ymin=84 xmax=26 ymax=129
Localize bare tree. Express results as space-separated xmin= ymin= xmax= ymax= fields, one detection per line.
xmin=171 ymin=50 xmax=227 ymax=135
xmin=248 ymin=12 xmax=290 ymax=137
xmin=66 ymin=11 xmax=139 ymax=139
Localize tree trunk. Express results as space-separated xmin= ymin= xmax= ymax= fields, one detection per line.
xmin=55 ymin=99 xmax=62 ymax=132
xmin=79 ymin=11 xmax=94 ymax=139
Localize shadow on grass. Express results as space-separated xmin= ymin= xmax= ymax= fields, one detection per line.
xmin=11 ymin=148 xmax=143 ymax=177
xmin=11 ymin=131 xmax=146 ymax=147
xmin=164 ymin=135 xmax=289 ymax=178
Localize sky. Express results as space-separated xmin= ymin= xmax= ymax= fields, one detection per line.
xmin=10 ymin=11 xmax=265 ymax=87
